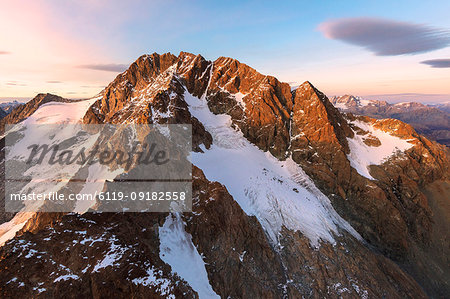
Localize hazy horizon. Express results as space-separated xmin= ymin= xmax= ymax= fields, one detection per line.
xmin=1 ymin=90 xmax=449 ymax=105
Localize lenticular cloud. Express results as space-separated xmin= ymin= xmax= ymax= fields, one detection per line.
xmin=318 ymin=17 xmax=450 ymax=56
xmin=421 ymin=58 xmax=450 ymax=68
xmin=78 ymin=63 xmax=129 ymax=72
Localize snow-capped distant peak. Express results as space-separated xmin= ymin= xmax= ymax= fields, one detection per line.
xmin=331 ymin=95 xmax=372 ymax=109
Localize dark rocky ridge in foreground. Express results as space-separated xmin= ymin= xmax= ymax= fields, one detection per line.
xmin=0 ymin=167 xmax=427 ymax=298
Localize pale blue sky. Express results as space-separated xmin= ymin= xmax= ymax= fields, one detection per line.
xmin=1 ymin=0 xmax=449 ymax=102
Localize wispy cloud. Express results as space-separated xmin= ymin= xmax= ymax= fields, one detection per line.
xmin=421 ymin=59 xmax=450 ymax=68
xmin=46 ymin=80 xmax=63 ymax=83
xmin=77 ymin=63 xmax=128 ymax=72
xmin=5 ymin=81 xmax=27 ymax=86
xmin=0 ymin=51 xmax=11 ymax=55
xmin=81 ymin=85 xmax=106 ymax=88
xmin=363 ymin=93 xmax=450 ymax=103
xmin=318 ymin=17 xmax=450 ymax=56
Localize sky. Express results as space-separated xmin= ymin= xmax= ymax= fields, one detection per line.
xmin=0 ymin=0 xmax=449 ymax=103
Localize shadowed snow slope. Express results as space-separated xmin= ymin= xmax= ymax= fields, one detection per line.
xmin=159 ymin=213 xmax=219 ymax=299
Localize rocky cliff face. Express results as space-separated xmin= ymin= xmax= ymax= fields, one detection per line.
xmin=1 ymin=52 xmax=449 ymax=298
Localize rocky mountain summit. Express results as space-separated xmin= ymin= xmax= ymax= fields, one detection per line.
xmin=0 ymin=52 xmax=449 ymax=298
xmin=331 ymin=95 xmax=450 ymax=146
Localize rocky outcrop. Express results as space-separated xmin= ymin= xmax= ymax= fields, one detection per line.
xmin=83 ymin=53 xmax=212 ymax=152
xmin=291 ymin=82 xmax=354 ymax=152
xmin=83 ymin=53 xmax=178 ymax=124
xmin=205 ymin=56 xmax=293 ymax=158
xmin=0 ymin=100 xmax=23 ymax=121
xmin=290 ymin=82 xmax=355 ymax=199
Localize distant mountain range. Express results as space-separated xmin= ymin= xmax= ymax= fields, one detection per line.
xmin=0 ymin=100 xmax=24 ymax=120
xmin=430 ymin=101 xmax=450 ymax=114
xmin=331 ymin=95 xmax=450 ymax=146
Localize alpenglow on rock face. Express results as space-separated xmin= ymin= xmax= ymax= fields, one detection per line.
xmin=0 ymin=52 xmax=449 ymax=298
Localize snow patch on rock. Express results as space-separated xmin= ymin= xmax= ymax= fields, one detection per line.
xmin=131 ymin=266 xmax=175 ymax=298
xmin=346 ymin=120 xmax=414 ymax=180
